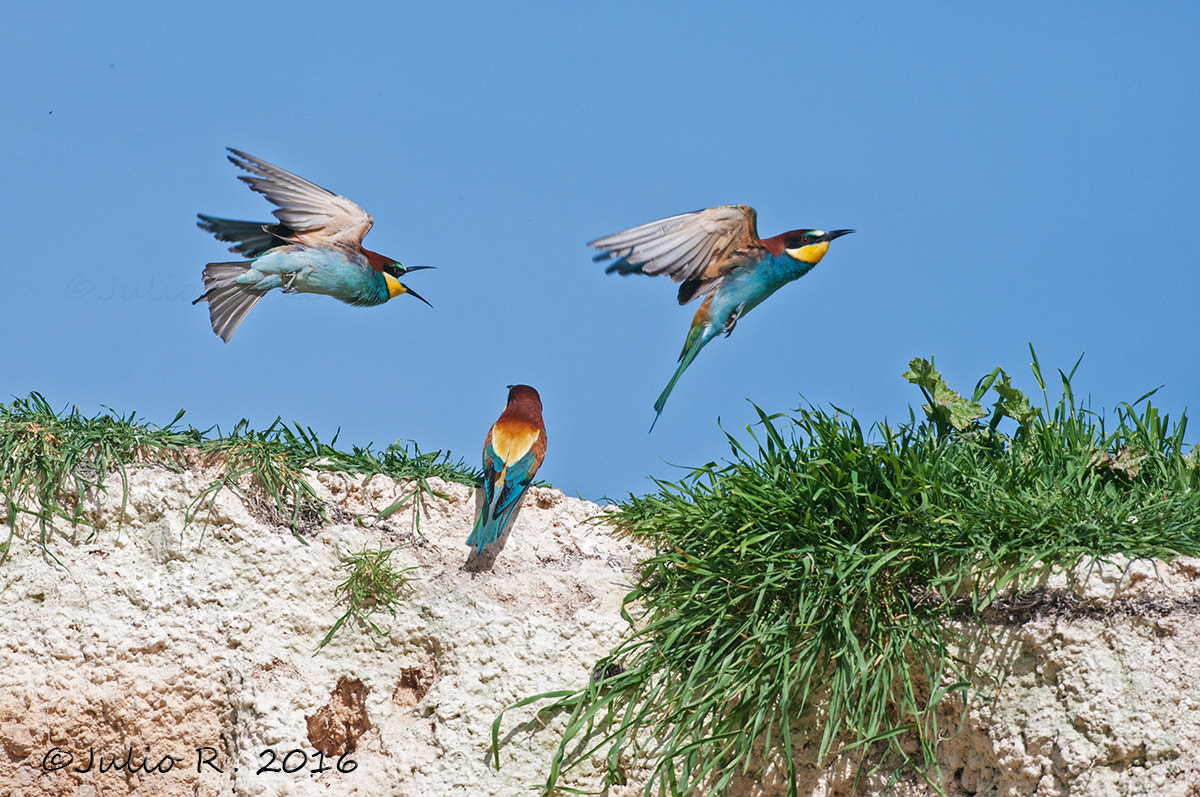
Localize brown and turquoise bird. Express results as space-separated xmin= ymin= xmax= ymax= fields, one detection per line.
xmin=589 ymin=205 xmax=853 ymax=429
xmin=467 ymin=385 xmax=547 ymax=550
xmin=194 ymin=148 xmax=431 ymax=342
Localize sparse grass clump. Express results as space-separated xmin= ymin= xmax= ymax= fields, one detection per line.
xmin=317 ymin=545 xmax=417 ymax=651
xmin=189 ymin=419 xmax=329 ymax=535
xmin=497 ymin=348 xmax=1200 ymax=796
xmin=191 ymin=420 xmax=475 ymax=538
xmin=0 ymin=394 xmax=477 ymax=560
xmin=0 ymin=393 xmax=199 ymax=563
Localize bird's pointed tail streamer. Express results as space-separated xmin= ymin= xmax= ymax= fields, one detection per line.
xmin=649 ymin=327 xmax=711 ymax=432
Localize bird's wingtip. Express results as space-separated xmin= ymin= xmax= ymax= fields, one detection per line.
xmin=603 ymin=257 xmax=645 ymax=276
xmin=225 ymin=148 xmax=260 ymax=173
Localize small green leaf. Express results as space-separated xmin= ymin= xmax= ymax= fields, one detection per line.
xmin=903 ymin=357 xmax=986 ymax=432
xmin=992 ymin=370 xmax=1042 ymax=430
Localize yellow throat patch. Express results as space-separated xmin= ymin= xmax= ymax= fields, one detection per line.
xmin=384 ymin=274 xmax=407 ymax=299
xmin=785 ymin=237 xmax=831 ymax=265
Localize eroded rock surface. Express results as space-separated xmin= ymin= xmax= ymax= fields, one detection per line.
xmin=1 ymin=465 xmax=1198 ymax=796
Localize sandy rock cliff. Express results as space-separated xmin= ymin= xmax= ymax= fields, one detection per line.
xmin=1 ymin=463 xmax=1198 ymax=796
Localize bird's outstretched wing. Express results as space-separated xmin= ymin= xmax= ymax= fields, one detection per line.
xmin=588 ymin=205 xmax=761 ymax=302
xmin=196 ymin=214 xmax=288 ymax=258
xmin=226 ymin=148 xmax=375 ymax=249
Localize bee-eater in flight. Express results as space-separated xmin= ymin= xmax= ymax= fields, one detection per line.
xmin=589 ymin=205 xmax=853 ymax=430
xmin=467 ymin=385 xmax=547 ymax=552
xmin=193 ymin=148 xmax=431 ymax=343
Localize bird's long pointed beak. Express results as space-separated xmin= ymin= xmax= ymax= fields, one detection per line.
xmin=405 ymin=285 xmax=433 ymax=308
xmin=402 ymin=265 xmax=436 ymax=272
xmin=824 ymin=229 xmax=855 ymax=242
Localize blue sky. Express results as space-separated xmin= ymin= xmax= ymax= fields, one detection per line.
xmin=3 ymin=3 xmax=1198 ymax=502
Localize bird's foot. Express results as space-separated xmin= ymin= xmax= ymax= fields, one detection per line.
xmin=281 ymin=272 xmax=299 ymax=293
xmin=723 ymin=305 xmax=745 ymax=336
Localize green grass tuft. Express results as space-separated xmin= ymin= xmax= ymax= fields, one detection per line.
xmin=0 ymin=394 xmax=477 ymax=561
xmin=495 ymin=348 xmax=1200 ymax=796
xmin=188 ymin=419 xmax=329 ymax=539
xmin=0 ymin=393 xmax=200 ymax=564
xmin=316 ymin=545 xmax=417 ymax=651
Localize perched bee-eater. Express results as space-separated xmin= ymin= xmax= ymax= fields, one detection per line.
xmin=589 ymin=205 xmax=853 ymax=429
xmin=193 ymin=148 xmax=431 ymax=343
xmin=467 ymin=385 xmax=547 ymax=551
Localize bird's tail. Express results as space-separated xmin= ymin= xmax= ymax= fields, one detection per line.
xmin=466 ymin=506 xmax=507 ymax=550
xmin=197 ymin=215 xmax=285 ymax=258
xmin=650 ymin=323 xmax=714 ymax=432
xmin=466 ymin=489 xmax=527 ymax=550
xmin=466 ymin=512 xmax=498 ymax=550
xmin=192 ymin=261 xmax=267 ymax=343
